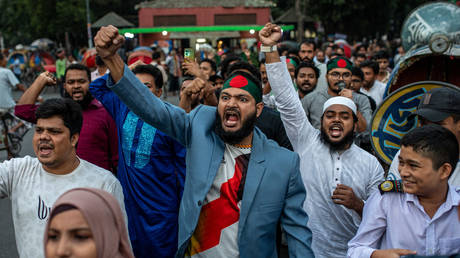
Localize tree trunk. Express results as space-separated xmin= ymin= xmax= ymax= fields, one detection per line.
xmin=295 ymin=0 xmax=304 ymax=43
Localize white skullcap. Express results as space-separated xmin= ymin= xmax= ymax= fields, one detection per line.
xmin=322 ymin=96 xmax=357 ymax=115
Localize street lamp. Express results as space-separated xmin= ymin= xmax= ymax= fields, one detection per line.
xmin=86 ymin=0 xmax=93 ymax=48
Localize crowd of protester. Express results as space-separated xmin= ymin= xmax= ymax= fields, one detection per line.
xmin=0 ymin=22 xmax=459 ymax=258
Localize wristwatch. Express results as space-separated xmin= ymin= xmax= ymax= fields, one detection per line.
xmin=260 ymin=45 xmax=277 ymax=53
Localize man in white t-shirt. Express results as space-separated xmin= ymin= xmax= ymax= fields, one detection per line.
xmin=0 ymin=98 xmax=126 ymax=258
xmin=0 ymin=53 xmax=26 ymax=110
xmin=359 ymin=60 xmax=386 ymax=106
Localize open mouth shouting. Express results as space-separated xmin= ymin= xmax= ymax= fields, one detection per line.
xmin=71 ymin=89 xmax=84 ymax=100
xmin=329 ymin=123 xmax=344 ymax=138
xmin=38 ymin=143 xmax=54 ymax=157
xmin=223 ymin=109 xmax=241 ymax=128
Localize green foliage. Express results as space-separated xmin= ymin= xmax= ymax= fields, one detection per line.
xmin=0 ymin=0 xmax=138 ymax=48
xmin=0 ymin=0 xmax=435 ymax=47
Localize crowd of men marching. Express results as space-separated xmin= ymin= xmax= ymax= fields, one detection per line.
xmin=0 ymin=23 xmax=459 ymax=258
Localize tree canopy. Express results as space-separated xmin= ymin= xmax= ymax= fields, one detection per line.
xmin=0 ymin=0 xmax=139 ymax=48
xmin=0 ymin=0 xmax=446 ymax=48
xmin=272 ymin=0 xmax=432 ymax=41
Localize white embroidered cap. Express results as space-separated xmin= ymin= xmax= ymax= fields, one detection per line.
xmin=322 ymin=96 xmax=357 ymax=115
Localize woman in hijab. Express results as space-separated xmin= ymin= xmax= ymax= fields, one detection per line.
xmin=44 ymin=188 xmax=134 ymax=258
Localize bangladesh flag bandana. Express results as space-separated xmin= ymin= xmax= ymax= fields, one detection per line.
xmin=286 ymin=58 xmax=298 ymax=69
xmin=222 ymin=72 xmax=262 ymax=103
xmin=327 ymin=57 xmax=353 ymax=72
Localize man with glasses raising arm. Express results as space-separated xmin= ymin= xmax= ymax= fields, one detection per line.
xmin=301 ymin=57 xmax=372 ymax=133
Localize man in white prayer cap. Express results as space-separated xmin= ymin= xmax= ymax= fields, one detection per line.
xmin=259 ymin=23 xmax=385 ymax=258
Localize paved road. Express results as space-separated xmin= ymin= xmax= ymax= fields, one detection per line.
xmin=0 ymin=88 xmax=180 ymax=257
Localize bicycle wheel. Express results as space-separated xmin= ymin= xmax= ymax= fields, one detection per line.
xmin=7 ymin=135 xmax=21 ymax=156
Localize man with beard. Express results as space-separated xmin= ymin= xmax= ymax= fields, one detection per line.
xmin=360 ymin=60 xmax=386 ymax=106
xmin=301 ymin=57 xmax=372 ymax=133
xmin=15 ymin=65 xmax=118 ymax=173
xmin=298 ymin=40 xmax=328 ymax=93
xmin=260 ymin=23 xmax=384 ymax=258
xmin=228 ymin=61 xmax=293 ymax=150
xmin=298 ymin=39 xmax=316 ymax=62
xmin=296 ymin=61 xmax=319 ymax=99
xmin=0 ymin=98 xmax=126 ymax=258
xmin=94 ymin=25 xmax=314 ymax=258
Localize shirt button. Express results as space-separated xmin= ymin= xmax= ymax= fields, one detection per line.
xmin=336 ymin=168 xmax=339 ymax=170
xmin=338 ymin=157 xmax=340 ymax=160
xmin=335 ymin=178 xmax=338 ymax=181
xmin=198 ymin=200 xmax=202 ymax=206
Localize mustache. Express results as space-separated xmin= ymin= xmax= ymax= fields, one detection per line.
xmin=224 ymin=107 xmax=240 ymax=115
xmin=38 ymin=142 xmax=54 ymax=148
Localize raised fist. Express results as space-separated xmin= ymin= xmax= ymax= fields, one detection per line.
xmin=94 ymin=25 xmax=125 ymax=59
xmin=37 ymin=71 xmax=56 ymax=86
xmin=259 ymin=23 xmax=282 ymax=46
xmin=184 ymin=78 xmax=206 ymax=96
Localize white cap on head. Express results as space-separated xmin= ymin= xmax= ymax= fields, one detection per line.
xmin=323 ymin=96 xmax=357 ymax=115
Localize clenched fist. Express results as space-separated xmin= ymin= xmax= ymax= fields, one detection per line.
xmin=184 ymin=78 xmax=206 ymax=96
xmin=94 ymin=25 xmax=125 ymax=59
xmin=259 ymin=23 xmax=282 ymax=46
xmin=37 ymin=71 xmax=56 ymax=86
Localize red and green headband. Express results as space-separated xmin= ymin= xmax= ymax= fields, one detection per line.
xmin=222 ymin=73 xmax=262 ymax=103
xmin=327 ymin=57 xmax=353 ymax=72
xmin=286 ymin=58 xmax=298 ymax=69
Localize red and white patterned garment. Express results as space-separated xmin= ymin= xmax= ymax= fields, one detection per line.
xmin=186 ymin=144 xmax=251 ymax=257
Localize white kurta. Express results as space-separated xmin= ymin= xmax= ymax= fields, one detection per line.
xmin=266 ymin=57 xmax=384 ymax=258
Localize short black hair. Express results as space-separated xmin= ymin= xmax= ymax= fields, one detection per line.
xmin=36 ymin=98 xmax=83 ymax=137
xmin=295 ymin=61 xmax=320 ymax=79
xmin=453 ymin=113 xmax=460 ymax=123
xmin=360 ymin=60 xmax=379 ymax=74
xmin=200 ymin=58 xmax=217 ymax=73
xmin=373 ymin=50 xmax=390 ymax=60
xmin=152 ymin=51 xmax=161 ymax=60
xmin=259 ymin=58 xmax=266 ymax=68
xmin=227 ymin=61 xmax=261 ymax=82
xmin=209 ymin=74 xmax=223 ymax=83
xmin=132 ymin=64 xmax=164 ymax=89
xmin=299 ymin=39 xmax=317 ymax=51
xmin=354 ymin=53 xmax=366 ymax=59
xmin=64 ymin=64 xmax=91 ymax=82
xmin=401 ymin=124 xmax=459 ymax=173
xmin=287 ymin=48 xmax=300 ymax=58
xmin=356 ymin=44 xmax=367 ymax=52
xmin=220 ymin=54 xmax=242 ymax=78
xmin=95 ymin=55 xmax=105 ymax=66
xmin=351 ymin=66 xmax=364 ymax=80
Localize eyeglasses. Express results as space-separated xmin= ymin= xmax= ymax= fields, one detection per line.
xmin=328 ymin=72 xmax=351 ymax=80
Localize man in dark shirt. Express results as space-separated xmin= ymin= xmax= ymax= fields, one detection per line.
xmin=15 ymin=65 xmax=118 ymax=173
